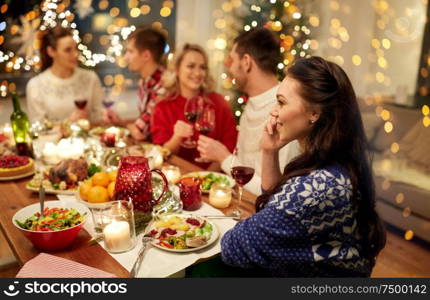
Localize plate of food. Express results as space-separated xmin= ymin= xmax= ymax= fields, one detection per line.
xmin=26 ymin=158 xmax=90 ymax=195
xmin=146 ymin=214 xmax=218 ymax=252
xmin=89 ymin=126 xmax=130 ymax=138
xmin=0 ymin=155 xmax=35 ymax=181
xmin=181 ymin=171 xmax=235 ymax=193
xmin=126 ymin=144 xmax=171 ymax=158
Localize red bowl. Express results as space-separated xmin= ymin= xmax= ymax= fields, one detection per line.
xmin=12 ymin=200 xmax=89 ymax=251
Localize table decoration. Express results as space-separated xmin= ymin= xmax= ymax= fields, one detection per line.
xmin=101 ymin=200 xmax=136 ymax=253
xmin=113 ymin=156 xmax=168 ymax=232
xmin=161 ymin=165 xmax=181 ymax=184
xmin=178 ymin=177 xmax=202 ymax=211
xmin=208 ymin=182 xmax=232 ymax=209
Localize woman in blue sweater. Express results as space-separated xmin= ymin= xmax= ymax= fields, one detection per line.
xmin=219 ymin=57 xmax=386 ymax=277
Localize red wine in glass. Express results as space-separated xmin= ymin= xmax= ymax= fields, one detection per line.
xmin=74 ymin=99 xmax=87 ymax=109
xmin=102 ymin=100 xmax=115 ymax=109
xmin=185 ymin=111 xmax=199 ymax=123
xmin=182 ymin=96 xmax=203 ymax=149
xmin=231 ymin=166 xmax=255 ymax=219
xmin=195 ymin=106 xmax=215 ymax=163
xmin=197 ymin=126 xmax=212 ymax=135
xmin=231 ymin=166 xmax=255 ymax=186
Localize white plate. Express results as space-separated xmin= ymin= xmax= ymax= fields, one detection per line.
xmin=181 ymin=171 xmax=235 ymax=193
xmin=149 ymin=214 xmax=219 ymax=253
xmin=26 ymin=184 xmax=77 ymax=195
xmin=0 ymin=170 xmax=35 ymax=181
xmin=89 ymin=126 xmax=130 ymax=138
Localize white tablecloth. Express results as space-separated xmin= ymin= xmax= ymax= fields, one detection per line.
xmin=57 ymin=195 xmax=237 ymax=278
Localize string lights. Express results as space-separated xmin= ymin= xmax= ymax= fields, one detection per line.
xmin=0 ymin=0 xmax=174 ymax=97
xmin=212 ymin=0 xmax=313 ymax=120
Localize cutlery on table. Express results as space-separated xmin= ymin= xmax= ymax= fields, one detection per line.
xmin=39 ymin=186 xmax=45 ymax=216
xmin=130 ymin=236 xmax=154 ymax=278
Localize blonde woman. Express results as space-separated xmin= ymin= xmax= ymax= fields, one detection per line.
xmin=151 ymin=44 xmax=237 ymax=169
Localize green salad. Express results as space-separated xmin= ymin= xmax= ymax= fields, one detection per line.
xmin=16 ymin=207 xmax=86 ymax=231
xmin=197 ymin=173 xmax=230 ymax=191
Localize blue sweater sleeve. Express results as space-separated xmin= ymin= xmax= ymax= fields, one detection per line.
xmin=221 ymin=206 xmax=312 ymax=269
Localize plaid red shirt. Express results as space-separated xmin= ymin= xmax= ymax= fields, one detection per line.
xmin=135 ymin=68 xmax=165 ymax=141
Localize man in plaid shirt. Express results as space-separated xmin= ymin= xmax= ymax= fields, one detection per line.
xmin=125 ymin=27 xmax=167 ymax=141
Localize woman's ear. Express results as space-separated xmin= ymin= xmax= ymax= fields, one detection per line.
xmin=309 ymin=111 xmax=320 ymax=124
xmin=46 ymin=45 xmax=56 ymax=58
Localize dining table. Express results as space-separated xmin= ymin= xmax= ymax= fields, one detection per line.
xmin=0 ymin=154 xmax=257 ymax=278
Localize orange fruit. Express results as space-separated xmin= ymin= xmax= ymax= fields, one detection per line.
xmin=108 ymin=170 xmax=117 ymax=182
xmin=107 ymin=181 xmax=116 ymax=199
xmin=91 ymin=172 xmax=110 ymax=187
xmin=87 ymin=186 xmax=109 ymax=203
xmin=79 ymin=181 xmax=93 ymax=201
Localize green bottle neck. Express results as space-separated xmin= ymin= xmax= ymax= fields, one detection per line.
xmin=12 ymin=94 xmax=22 ymax=112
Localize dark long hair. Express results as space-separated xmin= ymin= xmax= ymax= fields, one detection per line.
xmin=39 ymin=26 xmax=73 ymax=71
xmin=256 ymin=56 xmax=386 ymax=259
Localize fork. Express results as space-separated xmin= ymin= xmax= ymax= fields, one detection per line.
xmin=203 ymin=215 xmax=240 ymax=220
xmin=130 ymin=236 xmax=154 ymax=278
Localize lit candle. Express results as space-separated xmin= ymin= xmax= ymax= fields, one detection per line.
xmin=162 ymin=165 xmax=181 ymax=183
xmin=153 ymin=153 xmax=163 ymax=169
xmin=103 ymin=220 xmax=132 ymax=253
xmin=103 ymin=127 xmax=119 ymax=147
xmin=42 ymin=142 xmax=59 ymax=164
xmin=209 ymin=182 xmax=232 ymax=209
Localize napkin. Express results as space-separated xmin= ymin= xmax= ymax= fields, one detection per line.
xmin=16 ymin=253 xmax=116 ymax=278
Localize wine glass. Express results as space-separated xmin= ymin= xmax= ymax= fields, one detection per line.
xmin=181 ymin=96 xmax=203 ymax=149
xmin=195 ymin=105 xmax=215 ymax=163
xmin=74 ymin=99 xmax=87 ymax=110
xmin=230 ymin=164 xmax=255 ymax=219
xmin=102 ymin=87 xmax=116 ymax=109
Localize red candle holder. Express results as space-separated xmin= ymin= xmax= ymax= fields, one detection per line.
xmin=178 ymin=177 xmax=202 ymax=211
xmin=101 ymin=132 xmax=116 ymax=147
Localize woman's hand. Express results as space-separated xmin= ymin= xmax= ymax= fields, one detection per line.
xmin=103 ymin=110 xmax=121 ymax=126
xmin=69 ymin=109 xmax=88 ymax=122
xmin=126 ymin=123 xmax=146 ymax=141
xmin=173 ymin=120 xmax=193 ymax=139
xmin=260 ymin=112 xmax=290 ymax=152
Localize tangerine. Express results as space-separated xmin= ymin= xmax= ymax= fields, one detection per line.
xmin=87 ymin=186 xmax=109 ymax=203
xmin=92 ymin=172 xmax=110 ymax=187
xmin=79 ymin=181 xmax=92 ymax=201
xmin=108 ymin=170 xmax=117 ymax=182
xmin=107 ymin=181 xmax=116 ymax=199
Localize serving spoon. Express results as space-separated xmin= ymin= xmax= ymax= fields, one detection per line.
xmin=39 ymin=186 xmax=45 ymax=216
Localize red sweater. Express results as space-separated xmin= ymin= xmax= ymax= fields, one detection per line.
xmin=151 ymin=92 xmax=238 ymax=169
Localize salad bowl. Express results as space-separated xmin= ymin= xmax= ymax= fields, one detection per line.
xmin=12 ymin=200 xmax=89 ymax=251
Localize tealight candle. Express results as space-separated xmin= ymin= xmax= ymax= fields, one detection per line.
xmin=161 ymin=165 xmax=181 ymax=183
xmin=153 ymin=153 xmax=164 ymax=169
xmin=103 ymin=127 xmax=119 ymax=147
xmin=103 ymin=220 xmax=132 ymax=253
xmin=209 ymin=182 xmax=232 ymax=209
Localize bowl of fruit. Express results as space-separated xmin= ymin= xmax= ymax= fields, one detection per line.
xmin=76 ymin=170 xmax=117 ymax=208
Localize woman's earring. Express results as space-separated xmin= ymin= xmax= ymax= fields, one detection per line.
xmin=309 ymin=119 xmax=316 ymax=124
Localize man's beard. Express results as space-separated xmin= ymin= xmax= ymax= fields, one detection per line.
xmin=233 ymin=75 xmax=247 ymax=92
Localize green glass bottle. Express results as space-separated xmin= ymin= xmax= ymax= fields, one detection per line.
xmin=10 ymin=92 xmax=34 ymax=157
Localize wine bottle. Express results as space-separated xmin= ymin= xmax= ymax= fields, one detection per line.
xmin=10 ymin=92 xmax=34 ymax=157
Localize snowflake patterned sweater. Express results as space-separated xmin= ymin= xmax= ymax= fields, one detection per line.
xmin=221 ymin=165 xmax=374 ymax=277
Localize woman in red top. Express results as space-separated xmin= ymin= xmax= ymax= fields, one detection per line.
xmin=151 ymin=44 xmax=237 ymax=169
